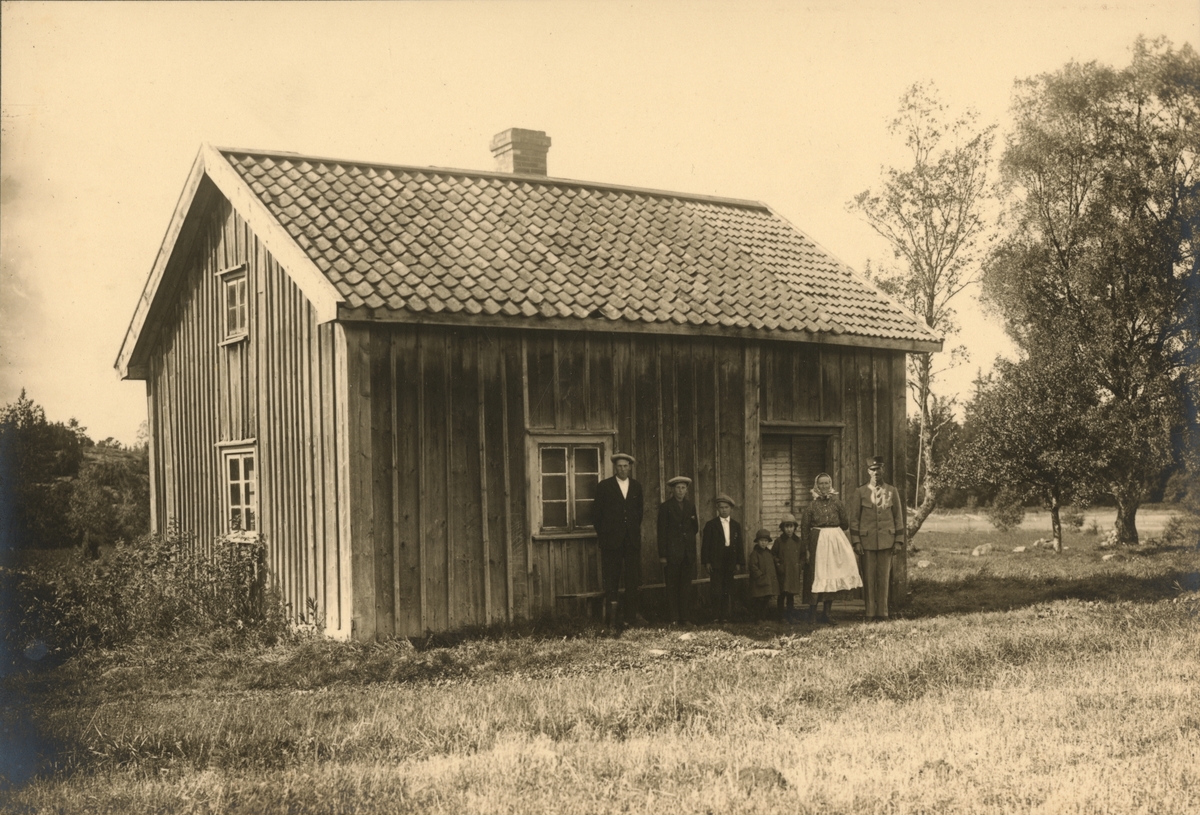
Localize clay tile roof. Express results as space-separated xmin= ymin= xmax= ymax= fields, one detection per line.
xmin=219 ymin=149 xmax=939 ymax=346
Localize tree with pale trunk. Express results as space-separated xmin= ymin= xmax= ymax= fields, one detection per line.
xmin=982 ymin=37 xmax=1200 ymax=544
xmin=849 ymin=82 xmax=996 ymax=540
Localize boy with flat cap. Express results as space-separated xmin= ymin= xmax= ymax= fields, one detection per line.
xmin=701 ymin=494 xmax=744 ymax=622
xmin=849 ymin=456 xmax=906 ymax=621
xmin=657 ymin=475 xmax=699 ymax=625
xmin=593 ymin=452 xmax=645 ymax=630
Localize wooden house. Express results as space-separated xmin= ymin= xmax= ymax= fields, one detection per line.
xmin=116 ymin=129 xmax=941 ymax=639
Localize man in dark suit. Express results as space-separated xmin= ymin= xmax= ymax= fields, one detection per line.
xmin=593 ymin=452 xmax=644 ymax=630
xmin=657 ymin=475 xmax=699 ymax=625
xmin=701 ymin=494 xmax=744 ymax=622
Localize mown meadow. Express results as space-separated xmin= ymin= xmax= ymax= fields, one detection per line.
xmin=2 ymin=510 xmax=1198 ymax=814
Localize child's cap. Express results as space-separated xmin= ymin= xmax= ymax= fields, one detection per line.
xmin=754 ymin=528 xmax=772 ymax=542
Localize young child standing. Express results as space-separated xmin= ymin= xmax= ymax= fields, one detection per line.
xmin=772 ymin=513 xmax=805 ymax=623
xmin=748 ymin=528 xmax=780 ymax=622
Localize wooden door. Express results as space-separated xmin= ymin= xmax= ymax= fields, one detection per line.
xmin=761 ymin=434 xmax=829 ymax=529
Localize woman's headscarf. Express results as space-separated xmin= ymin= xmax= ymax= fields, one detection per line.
xmin=811 ymin=472 xmax=837 ymax=500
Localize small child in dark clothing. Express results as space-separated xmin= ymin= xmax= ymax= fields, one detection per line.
xmin=748 ymin=528 xmax=780 ymax=621
xmin=772 ymin=513 xmax=805 ymax=623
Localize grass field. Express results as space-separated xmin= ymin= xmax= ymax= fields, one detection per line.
xmin=2 ymin=512 xmax=1198 ymax=814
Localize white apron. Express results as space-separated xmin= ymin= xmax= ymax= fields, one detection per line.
xmin=811 ymin=527 xmax=864 ymax=593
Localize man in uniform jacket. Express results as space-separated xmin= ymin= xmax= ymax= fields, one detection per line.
xmin=593 ymin=452 xmax=645 ymax=630
xmin=849 ymin=456 xmax=906 ymax=620
xmin=701 ymin=494 xmax=744 ymax=622
xmin=657 ymin=475 xmax=699 ymax=625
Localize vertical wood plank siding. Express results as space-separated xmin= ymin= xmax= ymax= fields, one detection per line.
xmin=147 ymin=197 xmax=346 ymax=637
xmin=145 ymin=195 xmax=909 ymax=639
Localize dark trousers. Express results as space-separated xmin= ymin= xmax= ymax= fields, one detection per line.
xmin=863 ymin=546 xmax=894 ymax=618
xmin=601 ymin=545 xmax=641 ymax=622
xmin=751 ymin=595 xmax=774 ymax=621
xmin=710 ymin=565 xmax=737 ymax=620
xmin=662 ymin=558 xmax=692 ymax=623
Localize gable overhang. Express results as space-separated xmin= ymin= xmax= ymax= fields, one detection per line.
xmin=115 ymin=144 xmax=344 ymax=380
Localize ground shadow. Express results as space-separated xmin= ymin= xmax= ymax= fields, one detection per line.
xmin=905 ymin=561 xmax=1199 ymax=619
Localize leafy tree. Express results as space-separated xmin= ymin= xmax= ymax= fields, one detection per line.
xmin=68 ymin=444 xmax=151 ymax=558
xmin=982 ymin=38 xmax=1200 ymax=544
xmin=947 ymin=352 xmax=1104 ymax=551
xmin=0 ymin=391 xmax=89 ymax=551
xmin=849 ymin=82 xmax=996 ymax=539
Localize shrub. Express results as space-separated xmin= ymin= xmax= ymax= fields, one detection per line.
xmin=4 ymin=526 xmax=290 ymax=654
xmin=986 ymin=487 xmax=1026 ymax=532
xmin=1161 ymin=513 xmax=1200 ymax=549
xmin=1062 ymin=505 xmax=1085 ymax=532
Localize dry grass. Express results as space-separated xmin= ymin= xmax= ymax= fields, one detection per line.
xmin=2 ymin=522 xmax=1198 ymax=814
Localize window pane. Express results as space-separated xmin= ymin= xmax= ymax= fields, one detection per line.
xmin=542 ymin=474 xmax=567 ymax=502
xmin=574 ymin=473 xmax=598 ymax=502
xmin=245 ymin=508 xmax=256 ymax=531
xmin=540 ymin=447 xmax=566 ymax=474
xmin=244 ymin=456 xmax=254 ymax=479
xmin=245 ymin=479 xmax=255 ymax=504
xmin=573 ymin=446 xmax=599 ymax=475
xmin=575 ymin=498 xmax=595 ymax=527
xmin=229 ymin=457 xmax=240 ymax=481
xmin=231 ymin=508 xmax=242 ymax=529
xmin=231 ymin=483 xmax=241 ymax=507
xmin=543 ymin=501 xmax=567 ymax=528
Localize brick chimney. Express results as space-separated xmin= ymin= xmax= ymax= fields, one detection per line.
xmin=490 ymin=128 xmax=552 ymax=175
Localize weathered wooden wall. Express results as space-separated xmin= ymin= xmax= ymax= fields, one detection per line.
xmin=146 ymin=188 xmax=350 ymax=637
xmin=349 ymin=326 xmax=906 ymax=638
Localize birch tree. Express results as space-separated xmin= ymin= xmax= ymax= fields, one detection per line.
xmin=849 ymin=82 xmax=996 ymax=539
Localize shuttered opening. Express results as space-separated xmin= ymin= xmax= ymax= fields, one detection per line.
xmin=761 ymin=434 xmax=829 ymax=529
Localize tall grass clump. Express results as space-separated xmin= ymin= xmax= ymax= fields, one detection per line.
xmin=3 ymin=526 xmax=290 ymax=655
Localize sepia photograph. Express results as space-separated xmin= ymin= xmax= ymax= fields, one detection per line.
xmin=2 ymin=1 xmax=1197 ymax=812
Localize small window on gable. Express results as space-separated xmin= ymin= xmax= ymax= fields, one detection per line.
xmin=223 ymin=272 xmax=248 ymax=340
xmin=531 ymin=437 xmax=605 ymax=535
xmin=222 ymin=446 xmax=258 ymax=535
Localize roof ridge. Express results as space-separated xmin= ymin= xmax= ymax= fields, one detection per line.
xmin=213 ymin=146 xmax=772 ymax=211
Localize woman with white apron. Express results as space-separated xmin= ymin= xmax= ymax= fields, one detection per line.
xmin=801 ymin=473 xmax=862 ymax=624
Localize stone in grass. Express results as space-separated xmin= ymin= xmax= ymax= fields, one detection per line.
xmin=971 ymin=542 xmax=994 ymax=557
xmin=1102 ymin=553 xmax=1118 ymax=561
xmin=678 ymin=632 xmax=696 ymax=641
xmin=1012 ymin=546 xmax=1027 ymax=553
xmin=917 ymin=559 xmax=933 ymax=568
xmin=737 ymin=765 xmax=787 ymax=793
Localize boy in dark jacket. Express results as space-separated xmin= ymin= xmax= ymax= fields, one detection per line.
xmin=701 ymin=494 xmax=744 ymax=623
xmin=748 ymin=528 xmax=780 ymax=622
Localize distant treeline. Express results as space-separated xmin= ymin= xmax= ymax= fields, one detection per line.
xmin=1 ymin=391 xmax=149 ymax=556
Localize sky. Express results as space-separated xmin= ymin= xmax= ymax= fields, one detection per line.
xmin=2 ymin=1 xmax=1197 ymax=444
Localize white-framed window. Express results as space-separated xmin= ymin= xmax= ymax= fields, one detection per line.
xmin=223 ymin=273 xmax=248 ymax=339
xmin=216 ymin=264 xmax=249 ymax=342
xmin=221 ymin=446 xmax=258 ymax=534
xmin=528 ymin=434 xmax=609 ymax=536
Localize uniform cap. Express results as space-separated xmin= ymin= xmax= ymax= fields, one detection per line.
xmin=713 ymin=493 xmax=737 ymax=507
xmin=667 ymin=475 xmax=692 ymax=487
xmin=611 ymin=452 xmax=636 ymax=465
